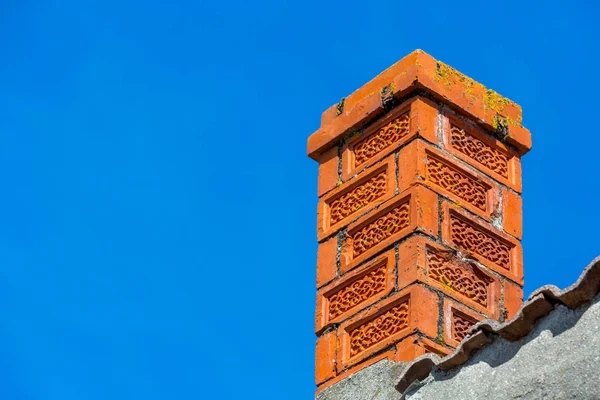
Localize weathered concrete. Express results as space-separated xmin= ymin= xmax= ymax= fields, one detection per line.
xmin=404 ymin=293 xmax=600 ymax=400
xmin=316 ymin=359 xmax=404 ymax=400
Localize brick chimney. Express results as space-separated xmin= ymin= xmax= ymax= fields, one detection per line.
xmin=309 ymin=50 xmax=531 ymax=394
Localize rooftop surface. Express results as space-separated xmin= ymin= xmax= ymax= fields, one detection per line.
xmin=397 ymin=255 xmax=600 ymax=396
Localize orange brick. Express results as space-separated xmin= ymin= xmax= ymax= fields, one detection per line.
xmin=317 ymin=236 xmax=337 ymax=288
xmin=321 ymin=103 xmax=339 ymax=126
xmin=317 ymin=155 xmax=396 ymax=242
xmin=504 ymin=280 xmax=524 ymax=320
xmin=343 ymin=50 xmax=423 ymax=115
xmin=502 ymin=188 xmax=522 ymax=240
xmin=308 ymin=93 xmax=384 ymax=161
xmin=443 ymin=297 xmax=484 ymax=348
xmin=317 ymin=146 xmax=340 ymax=197
xmin=399 ymin=139 xmax=500 ymax=222
xmin=341 ymin=96 xmax=438 ymax=181
xmin=339 ymin=185 xmax=438 ymax=274
xmin=315 ymin=331 xmax=337 ymax=385
xmin=441 ymin=202 xmax=523 ymax=284
xmin=505 ymin=124 xmax=532 ymax=156
xmin=441 ymin=112 xmax=522 ymax=193
xmin=395 ymin=334 xmax=452 ymax=362
xmin=410 ymin=97 xmax=439 ymax=146
xmin=397 ymin=236 xmax=501 ymax=319
xmin=337 ymin=285 xmax=439 ymax=370
xmin=316 ymin=250 xmax=396 ymax=334
xmin=315 ymin=351 xmax=395 ymax=394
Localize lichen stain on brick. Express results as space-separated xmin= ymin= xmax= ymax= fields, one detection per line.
xmin=484 ymin=89 xmax=522 ymax=126
xmin=435 ymin=61 xmax=523 ymax=128
xmin=435 ymin=61 xmax=479 ymax=100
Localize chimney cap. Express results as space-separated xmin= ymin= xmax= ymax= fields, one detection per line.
xmin=307 ymin=49 xmax=531 ymax=160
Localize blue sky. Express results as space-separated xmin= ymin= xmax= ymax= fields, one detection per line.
xmin=0 ymin=0 xmax=599 ymax=399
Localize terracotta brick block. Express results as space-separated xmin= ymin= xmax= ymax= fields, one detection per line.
xmin=317 ymin=146 xmax=340 ymax=197
xmin=505 ymin=124 xmax=532 ymax=156
xmin=395 ymin=334 xmax=452 ymax=362
xmin=316 ymin=250 xmax=396 ymax=334
xmin=504 ymin=279 xmax=524 ymax=320
xmin=315 ymin=331 xmax=337 ymax=385
xmin=502 ymin=188 xmax=523 ymax=240
xmin=317 ymin=236 xmax=337 ymax=288
xmin=337 ymin=285 xmax=439 ymax=370
xmin=317 ymin=155 xmax=396 ymax=242
xmin=441 ymin=202 xmax=523 ymax=284
xmin=441 ymin=113 xmax=522 ymax=193
xmin=443 ymin=297 xmax=484 ymax=348
xmin=315 ymin=351 xmax=395 ymax=393
xmin=397 ymin=236 xmax=501 ymax=319
xmin=339 ymin=185 xmax=438 ymax=274
xmin=399 ymin=139 xmax=500 ymax=222
xmin=341 ymin=96 xmax=438 ymax=181
xmin=410 ymin=97 xmax=439 ymax=144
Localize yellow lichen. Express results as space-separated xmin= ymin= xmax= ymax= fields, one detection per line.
xmin=484 ymin=89 xmax=511 ymax=114
xmin=434 ymin=61 xmax=478 ymax=100
xmin=434 ymin=61 xmax=523 ymax=128
xmin=485 ymin=90 xmax=522 ymax=128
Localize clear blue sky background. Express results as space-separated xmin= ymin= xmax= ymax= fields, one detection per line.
xmin=0 ymin=1 xmax=599 ymax=399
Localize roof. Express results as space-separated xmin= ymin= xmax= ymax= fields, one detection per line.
xmin=396 ymin=255 xmax=600 ymax=394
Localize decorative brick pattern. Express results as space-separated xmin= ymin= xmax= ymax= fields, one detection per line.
xmin=352 ymin=201 xmax=410 ymax=257
xmin=450 ymin=215 xmax=511 ymax=270
xmin=441 ymin=114 xmax=523 ymax=193
xmin=316 ymin=251 xmax=396 ymax=334
xmin=318 ymin=156 xmax=395 ymax=241
xmin=397 ymin=236 xmax=501 ymax=318
xmin=450 ymin=124 xmax=509 ymax=178
xmin=354 ymin=113 xmax=409 ymax=166
xmin=349 ymin=300 xmax=409 ymax=357
xmin=443 ymin=298 xmax=483 ymax=348
xmin=427 ymin=247 xmax=491 ymax=307
xmin=329 ymin=171 xmax=387 ymax=225
xmin=442 ymin=204 xmax=523 ymax=283
xmin=340 ymin=185 xmax=438 ymax=274
xmin=426 ymin=153 xmax=489 ymax=211
xmin=339 ymin=285 xmax=439 ymax=370
xmin=452 ymin=311 xmax=477 ymax=341
xmin=328 ymin=264 xmax=386 ymax=320
xmin=399 ymin=140 xmax=500 ymax=221
xmin=342 ymin=97 xmax=438 ymax=181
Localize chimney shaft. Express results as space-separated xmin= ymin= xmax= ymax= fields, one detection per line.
xmin=309 ymin=50 xmax=531 ymax=394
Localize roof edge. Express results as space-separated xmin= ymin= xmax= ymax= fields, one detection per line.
xmin=395 ymin=255 xmax=600 ymax=395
